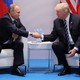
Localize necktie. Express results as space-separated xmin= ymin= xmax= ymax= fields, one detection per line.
xmin=64 ymin=20 xmax=70 ymax=51
xmin=13 ymin=20 xmax=17 ymax=26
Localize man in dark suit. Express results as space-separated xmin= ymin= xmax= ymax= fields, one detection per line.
xmin=32 ymin=3 xmax=80 ymax=76
xmin=0 ymin=4 xmax=32 ymax=76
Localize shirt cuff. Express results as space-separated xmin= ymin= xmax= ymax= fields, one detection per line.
xmin=74 ymin=47 xmax=78 ymax=51
xmin=41 ymin=34 xmax=44 ymax=40
xmin=29 ymin=32 xmax=32 ymax=35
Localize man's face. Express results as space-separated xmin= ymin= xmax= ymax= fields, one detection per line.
xmin=10 ymin=6 xmax=20 ymax=19
xmin=56 ymin=9 xmax=66 ymax=19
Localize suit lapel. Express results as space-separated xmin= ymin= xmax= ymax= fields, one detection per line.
xmin=69 ymin=13 xmax=73 ymax=30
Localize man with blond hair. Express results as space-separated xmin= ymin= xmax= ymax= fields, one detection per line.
xmin=32 ymin=3 xmax=80 ymax=76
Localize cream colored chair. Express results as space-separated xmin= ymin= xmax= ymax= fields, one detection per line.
xmin=53 ymin=52 xmax=80 ymax=70
xmin=41 ymin=40 xmax=80 ymax=70
xmin=0 ymin=37 xmax=28 ymax=73
xmin=0 ymin=49 xmax=14 ymax=68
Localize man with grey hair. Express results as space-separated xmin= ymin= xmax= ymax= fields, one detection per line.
xmin=32 ymin=3 xmax=80 ymax=76
xmin=0 ymin=4 xmax=33 ymax=76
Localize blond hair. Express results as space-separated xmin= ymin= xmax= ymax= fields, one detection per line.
xmin=55 ymin=3 xmax=70 ymax=13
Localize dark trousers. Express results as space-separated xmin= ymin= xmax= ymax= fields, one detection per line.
xmin=0 ymin=41 xmax=24 ymax=67
xmin=52 ymin=41 xmax=71 ymax=69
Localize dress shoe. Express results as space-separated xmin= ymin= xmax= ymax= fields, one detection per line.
xmin=11 ymin=68 xmax=25 ymax=76
xmin=58 ymin=68 xmax=71 ymax=76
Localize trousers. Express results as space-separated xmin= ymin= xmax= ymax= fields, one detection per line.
xmin=0 ymin=41 xmax=24 ymax=66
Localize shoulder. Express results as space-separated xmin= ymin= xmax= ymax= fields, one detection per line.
xmin=1 ymin=13 xmax=12 ymax=23
xmin=3 ymin=13 xmax=11 ymax=19
xmin=54 ymin=18 xmax=63 ymax=24
xmin=70 ymin=13 xmax=80 ymax=20
xmin=54 ymin=18 xmax=61 ymax=22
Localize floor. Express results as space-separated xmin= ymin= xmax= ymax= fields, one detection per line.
xmin=0 ymin=59 xmax=80 ymax=80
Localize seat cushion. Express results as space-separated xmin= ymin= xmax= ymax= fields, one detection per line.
xmin=65 ymin=53 xmax=80 ymax=67
xmin=0 ymin=49 xmax=14 ymax=58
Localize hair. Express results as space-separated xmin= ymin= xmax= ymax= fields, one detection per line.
xmin=8 ymin=4 xmax=19 ymax=12
xmin=55 ymin=3 xmax=70 ymax=13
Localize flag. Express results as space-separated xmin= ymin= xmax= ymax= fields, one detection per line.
xmin=77 ymin=0 xmax=80 ymax=14
xmin=59 ymin=0 xmax=80 ymax=14
xmin=0 ymin=0 xmax=13 ymax=18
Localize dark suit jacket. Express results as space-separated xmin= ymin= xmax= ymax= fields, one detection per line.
xmin=43 ymin=13 xmax=80 ymax=48
xmin=0 ymin=13 xmax=29 ymax=43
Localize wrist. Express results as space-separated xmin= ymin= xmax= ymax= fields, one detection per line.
xmin=29 ymin=32 xmax=32 ymax=36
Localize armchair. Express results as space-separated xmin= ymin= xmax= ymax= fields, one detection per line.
xmin=53 ymin=52 xmax=80 ymax=71
xmin=0 ymin=37 xmax=28 ymax=73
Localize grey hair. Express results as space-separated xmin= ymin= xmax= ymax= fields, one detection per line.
xmin=8 ymin=4 xmax=19 ymax=12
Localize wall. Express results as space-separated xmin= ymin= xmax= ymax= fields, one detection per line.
xmin=13 ymin=0 xmax=59 ymax=59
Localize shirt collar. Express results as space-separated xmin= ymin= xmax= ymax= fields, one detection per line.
xmin=65 ymin=13 xmax=70 ymax=22
xmin=9 ymin=13 xmax=15 ymax=21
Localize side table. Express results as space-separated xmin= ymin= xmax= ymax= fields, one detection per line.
xmin=27 ymin=41 xmax=53 ymax=72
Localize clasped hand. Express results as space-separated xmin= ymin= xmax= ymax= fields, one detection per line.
xmin=31 ymin=32 xmax=42 ymax=38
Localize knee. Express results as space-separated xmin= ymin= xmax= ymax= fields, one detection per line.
xmin=19 ymin=42 xmax=24 ymax=48
xmin=0 ymin=45 xmax=2 ymax=52
xmin=52 ymin=43 xmax=58 ymax=50
xmin=16 ymin=42 xmax=24 ymax=49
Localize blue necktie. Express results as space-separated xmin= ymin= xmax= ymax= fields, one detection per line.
xmin=64 ymin=20 xmax=70 ymax=51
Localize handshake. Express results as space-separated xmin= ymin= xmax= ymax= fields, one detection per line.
xmin=30 ymin=32 xmax=42 ymax=38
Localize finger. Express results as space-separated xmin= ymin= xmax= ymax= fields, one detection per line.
xmin=68 ymin=50 xmax=71 ymax=54
xmin=68 ymin=53 xmax=74 ymax=57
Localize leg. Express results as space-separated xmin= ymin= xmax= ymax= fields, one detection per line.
xmin=1 ymin=42 xmax=25 ymax=76
xmin=52 ymin=41 xmax=71 ymax=76
xmin=2 ymin=42 xmax=24 ymax=66
xmin=11 ymin=41 xmax=25 ymax=76
xmin=78 ymin=48 xmax=80 ymax=75
xmin=12 ymin=42 xmax=24 ymax=66
xmin=0 ymin=45 xmax=2 ymax=52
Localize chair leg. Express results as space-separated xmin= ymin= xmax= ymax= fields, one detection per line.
xmin=21 ymin=64 xmax=27 ymax=74
xmin=24 ymin=65 xmax=27 ymax=73
xmin=53 ymin=64 xmax=58 ymax=72
xmin=79 ymin=57 xmax=80 ymax=75
xmin=53 ymin=65 xmax=56 ymax=71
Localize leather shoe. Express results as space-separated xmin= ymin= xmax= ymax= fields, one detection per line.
xmin=11 ymin=68 xmax=25 ymax=76
xmin=58 ymin=68 xmax=71 ymax=76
